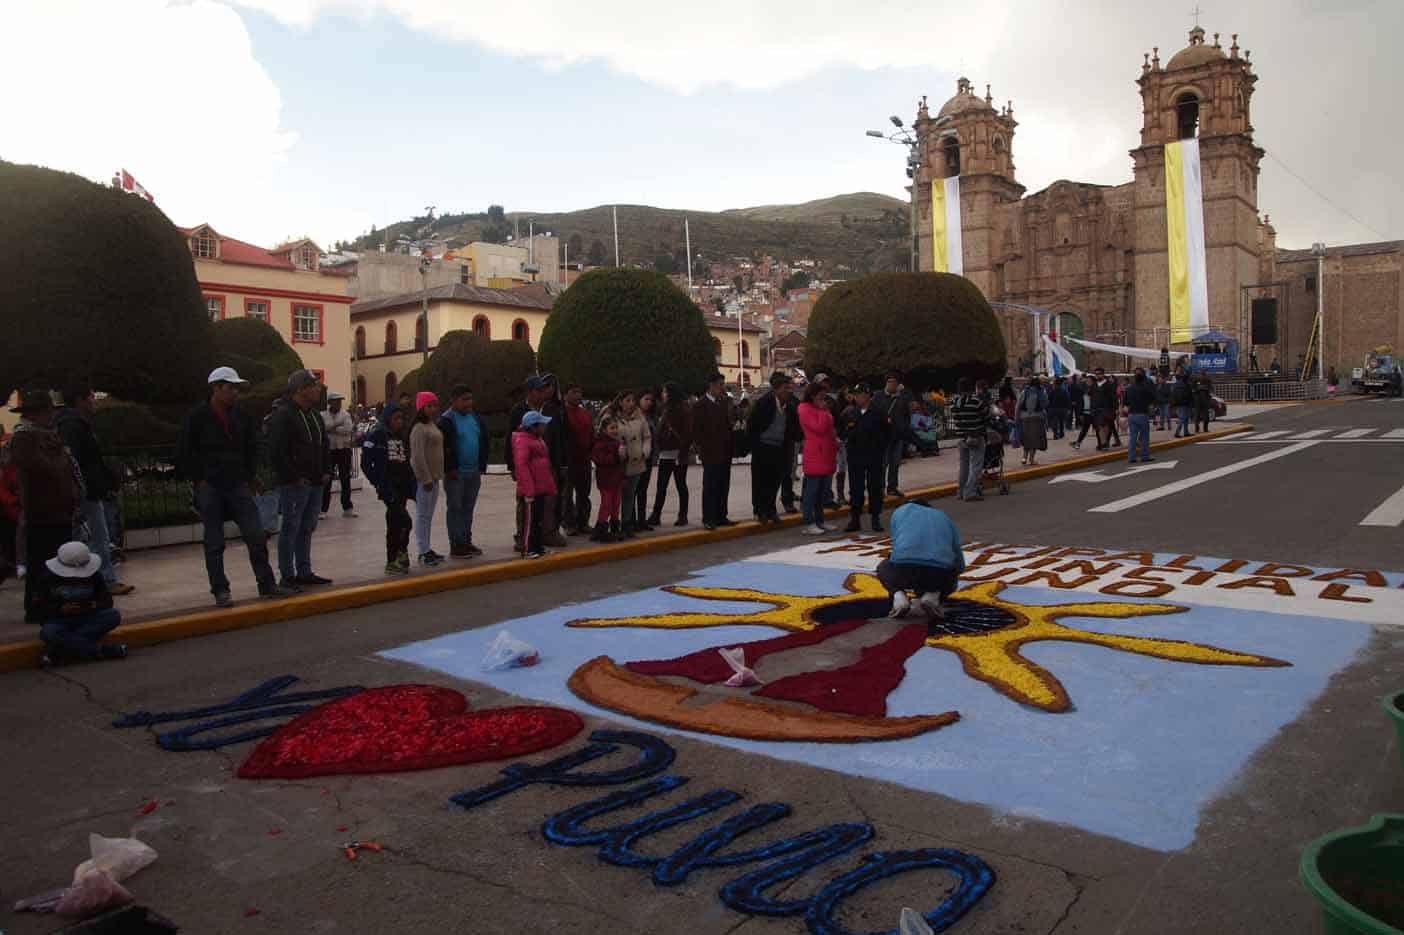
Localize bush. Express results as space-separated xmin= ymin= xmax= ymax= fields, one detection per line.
xmin=397 ymin=331 xmax=535 ymax=414
xmin=537 ymin=268 xmax=716 ymax=398
xmin=804 ymin=272 xmax=1006 ymax=392
xmin=211 ymin=318 xmax=305 ymax=418
xmin=0 ymin=161 xmax=216 ymax=404
xmin=92 ymin=400 xmax=180 ymax=449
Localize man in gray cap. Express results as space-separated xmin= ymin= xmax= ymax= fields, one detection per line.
xmin=176 ymin=367 xmax=285 ymax=606
xmin=266 ymin=369 xmax=332 ymax=590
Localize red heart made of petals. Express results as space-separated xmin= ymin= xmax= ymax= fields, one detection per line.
xmin=237 ymin=684 xmax=584 ymax=780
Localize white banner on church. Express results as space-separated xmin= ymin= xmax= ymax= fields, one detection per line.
xmin=931 ymin=177 xmax=963 ymax=275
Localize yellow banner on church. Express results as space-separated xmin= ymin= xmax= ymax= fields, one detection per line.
xmin=931 ymin=177 xmax=963 ymax=275
xmin=1165 ymin=139 xmax=1208 ymax=343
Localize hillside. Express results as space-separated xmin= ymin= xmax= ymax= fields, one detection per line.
xmin=342 ymin=192 xmax=913 ymax=275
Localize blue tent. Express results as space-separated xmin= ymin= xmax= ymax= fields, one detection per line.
xmin=1191 ymin=330 xmax=1239 ymax=374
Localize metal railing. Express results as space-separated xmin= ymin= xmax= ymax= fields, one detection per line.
xmin=1213 ymin=379 xmax=1326 ymax=402
xmin=108 ymin=445 xmax=197 ymax=532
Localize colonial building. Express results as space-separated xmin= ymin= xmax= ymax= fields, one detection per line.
xmin=349 ymin=283 xmax=555 ymax=405
xmin=180 ymin=225 xmax=353 ymax=395
xmin=703 ymin=312 xmax=768 ymax=390
xmin=912 ymin=26 xmax=1400 ymax=376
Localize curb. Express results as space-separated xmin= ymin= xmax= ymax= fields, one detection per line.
xmin=0 ymin=423 xmax=1251 ymax=674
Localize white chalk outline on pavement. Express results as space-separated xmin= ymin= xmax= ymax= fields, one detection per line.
xmin=1049 ymin=461 xmax=1178 ymax=484
xmin=1360 ymin=482 xmax=1404 ymax=527
xmin=1087 ymin=442 xmax=1318 ymax=514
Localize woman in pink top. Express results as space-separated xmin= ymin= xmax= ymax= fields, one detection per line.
xmin=512 ymin=410 xmax=558 ymax=559
xmin=797 ymin=381 xmax=838 ymax=535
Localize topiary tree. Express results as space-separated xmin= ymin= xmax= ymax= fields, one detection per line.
xmin=0 ymin=161 xmax=216 ymax=404
xmin=804 ymin=272 xmax=1006 ymax=392
xmin=397 ymin=331 xmax=535 ymax=414
xmin=537 ymin=268 xmax=716 ymax=398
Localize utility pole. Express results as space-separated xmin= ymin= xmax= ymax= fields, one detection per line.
xmin=1312 ymin=242 xmax=1326 ymax=383
xmin=685 ymin=218 xmax=693 ymax=294
xmin=613 ymin=206 xmax=620 ymax=267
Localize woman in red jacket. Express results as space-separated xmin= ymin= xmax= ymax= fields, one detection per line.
xmin=798 ymin=382 xmax=838 ymax=535
xmin=512 ymin=411 xmax=557 ymax=559
xmin=590 ymin=418 xmax=626 ymax=542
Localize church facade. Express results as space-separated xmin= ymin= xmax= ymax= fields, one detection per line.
xmin=913 ymin=26 xmax=1402 ymax=377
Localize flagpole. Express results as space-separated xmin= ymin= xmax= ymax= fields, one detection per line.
xmin=684 ymin=218 xmax=693 ymax=295
xmin=613 ymin=207 xmax=620 ymax=267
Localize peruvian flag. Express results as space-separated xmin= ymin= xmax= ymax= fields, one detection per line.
xmin=117 ymin=169 xmax=155 ymax=203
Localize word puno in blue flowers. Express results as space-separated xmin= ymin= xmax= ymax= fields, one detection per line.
xmin=452 ymin=730 xmax=995 ymax=935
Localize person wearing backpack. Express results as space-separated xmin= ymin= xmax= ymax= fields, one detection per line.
xmin=1017 ymin=376 xmax=1049 ymax=465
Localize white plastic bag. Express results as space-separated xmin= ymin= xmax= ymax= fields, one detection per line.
xmin=899 ymin=907 xmax=934 ymax=935
xmin=481 ymin=630 xmax=540 ymax=671
xmin=73 ymin=834 xmax=158 ymax=884
xmin=719 ymin=647 xmax=761 ymax=688
xmin=55 ymin=869 xmax=133 ymax=917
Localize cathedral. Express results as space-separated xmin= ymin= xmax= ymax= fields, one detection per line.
xmin=913 ymin=26 xmax=1402 ymax=377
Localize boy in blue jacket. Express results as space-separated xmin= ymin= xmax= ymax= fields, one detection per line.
xmin=361 ymin=403 xmax=416 ymax=575
xmin=876 ymin=501 xmax=966 ymax=630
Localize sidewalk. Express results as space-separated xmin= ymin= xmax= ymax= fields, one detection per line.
xmin=0 ymin=415 xmax=1247 ymax=647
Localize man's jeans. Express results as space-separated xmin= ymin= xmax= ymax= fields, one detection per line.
xmin=444 ymin=472 xmax=482 ymax=547
xmin=958 ymin=437 xmax=986 ymax=499
xmin=196 ymin=483 xmax=276 ymax=595
xmin=79 ymin=499 xmax=116 ymax=585
xmin=41 ymin=607 xmax=121 ymax=659
xmin=1176 ymin=404 xmax=1191 ymax=435
xmin=277 ymin=483 xmax=321 ymax=581
xmin=884 ymin=438 xmax=905 ymax=491
xmin=415 ymin=480 xmax=440 ymax=556
xmin=1127 ymin=413 xmax=1151 ymax=462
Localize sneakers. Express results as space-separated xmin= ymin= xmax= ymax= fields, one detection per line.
xmin=343 ymin=508 xmax=358 ymax=518
xmin=260 ymin=583 xmax=299 ymax=599
xmin=465 ymin=543 xmax=483 ymax=557
xmin=801 ymin=523 xmax=826 ymax=536
xmin=395 ymin=551 xmax=411 ymax=574
xmin=888 ymin=591 xmax=912 ymax=618
xmin=109 ymin=582 xmax=135 ymax=595
xmin=295 ymin=573 xmax=334 ymax=586
xmin=420 ymin=551 xmax=444 ymax=567
xmin=450 ymin=543 xmax=472 ymax=558
xmin=385 ymin=559 xmax=409 ymax=575
xmin=544 ymin=531 xmax=568 ymax=548
xmin=526 ymin=551 xmax=547 ymax=560
xmin=782 ymin=504 xmax=799 ymax=515
xmin=99 ymin=643 xmax=128 ymax=661
xmin=917 ymin=593 xmax=945 ymax=620
xmin=214 ymin=590 xmax=233 ymax=608
xmin=278 ymin=578 xmax=304 ymax=594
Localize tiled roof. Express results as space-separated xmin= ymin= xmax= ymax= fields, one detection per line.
xmin=1276 ymin=240 xmax=1403 ymax=263
xmin=702 ymin=312 xmax=765 ymax=333
xmin=178 ymin=225 xmax=295 ymax=270
xmin=351 ymin=282 xmax=556 ymax=316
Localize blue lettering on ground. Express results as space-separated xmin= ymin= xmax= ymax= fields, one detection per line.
xmin=452 ymin=730 xmax=996 ymax=934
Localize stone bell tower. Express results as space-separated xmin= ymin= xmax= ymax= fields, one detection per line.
xmin=913 ymin=77 xmax=1024 ymax=295
xmin=1130 ymin=26 xmax=1265 ymax=345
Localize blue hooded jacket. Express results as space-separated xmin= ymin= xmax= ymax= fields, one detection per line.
xmin=360 ymin=403 xmax=415 ymax=502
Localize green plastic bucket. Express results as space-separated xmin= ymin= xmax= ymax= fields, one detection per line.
xmin=1300 ymin=814 xmax=1404 ymax=935
xmin=1386 ymin=692 xmax=1404 ymax=769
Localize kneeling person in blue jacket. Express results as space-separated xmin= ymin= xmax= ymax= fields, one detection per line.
xmin=876 ymin=501 xmax=966 ymax=631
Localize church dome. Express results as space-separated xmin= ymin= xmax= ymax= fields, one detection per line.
xmin=1166 ymin=26 xmax=1226 ymax=70
xmin=939 ymin=77 xmax=994 ymax=118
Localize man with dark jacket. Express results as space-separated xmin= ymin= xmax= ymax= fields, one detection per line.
xmin=1122 ymin=368 xmax=1157 ymax=463
xmin=745 ymin=371 xmax=800 ymax=525
xmin=562 ymin=383 xmax=594 ymax=535
xmin=839 ymin=382 xmax=890 ymax=533
xmin=5 ymin=388 xmax=81 ymax=621
xmin=176 ymin=367 xmax=282 ymax=606
xmin=266 ymin=369 xmax=331 ymax=590
xmin=438 ymin=384 xmax=489 ymax=558
xmin=56 ymin=383 xmax=132 ymax=594
xmin=872 ymin=372 xmax=914 ymax=496
xmin=695 ymin=372 xmax=735 ymax=530
xmin=1046 ymin=376 xmax=1070 ymax=440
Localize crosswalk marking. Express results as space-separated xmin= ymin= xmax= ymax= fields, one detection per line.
xmin=1385 ymin=429 xmax=1404 ymax=439
xmin=1239 ymin=430 xmax=1291 ymax=440
xmin=1335 ymin=428 xmax=1374 ymax=438
xmin=1361 ymin=481 xmax=1404 ymax=527
xmin=1283 ymin=429 xmax=1331 ymax=439
xmin=1089 ymin=442 xmax=1319 ymax=514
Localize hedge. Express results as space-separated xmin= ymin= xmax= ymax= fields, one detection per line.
xmin=394 ymin=331 xmax=535 ymax=414
xmin=211 ymin=317 xmax=305 ymax=418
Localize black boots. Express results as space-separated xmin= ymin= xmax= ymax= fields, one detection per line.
xmin=589 ymin=522 xmax=609 ymax=542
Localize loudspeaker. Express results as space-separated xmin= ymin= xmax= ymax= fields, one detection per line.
xmin=1251 ymin=298 xmax=1278 ymax=345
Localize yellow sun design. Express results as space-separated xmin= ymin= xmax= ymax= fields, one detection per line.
xmin=566 ymin=574 xmax=1289 ymax=712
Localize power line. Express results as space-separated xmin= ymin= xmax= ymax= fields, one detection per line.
xmin=1262 ymin=150 xmax=1389 ymax=242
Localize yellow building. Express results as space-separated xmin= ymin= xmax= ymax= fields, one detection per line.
xmin=180 ymin=225 xmax=353 ymax=396
xmin=703 ymin=312 xmax=768 ymax=391
xmin=350 ymin=283 xmax=555 ymax=405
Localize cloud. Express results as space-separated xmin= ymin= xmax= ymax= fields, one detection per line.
xmin=0 ymin=0 xmax=296 ymax=244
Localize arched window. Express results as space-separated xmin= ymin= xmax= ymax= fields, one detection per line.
xmin=354 ymin=326 xmax=366 ymax=359
xmin=414 ymin=316 xmax=426 ymax=352
xmin=385 ymin=321 xmax=397 ymax=354
xmin=511 ymin=319 xmax=529 ymax=342
xmin=1176 ymin=91 xmax=1200 ymax=140
xmin=993 ymin=135 xmax=1005 ymax=155
xmin=192 ymin=229 xmax=218 ymax=259
xmin=741 ymin=340 xmax=750 ymax=360
xmin=712 ymin=337 xmax=723 ymax=358
xmin=355 ymin=375 xmax=367 ymax=407
xmin=472 ymin=315 xmax=490 ymax=338
xmin=943 ymin=136 xmax=961 ymax=177
xmin=385 ymin=372 xmax=397 ymax=403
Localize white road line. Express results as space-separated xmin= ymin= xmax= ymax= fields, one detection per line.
xmin=1282 ymin=429 xmax=1332 ymax=439
xmin=1386 ymin=429 xmax=1404 ymax=439
xmin=1238 ymin=430 xmax=1292 ymax=440
xmin=1361 ymin=482 xmax=1404 ymax=527
xmin=1088 ymin=442 xmax=1318 ymax=514
xmin=1335 ymin=428 xmax=1374 ymax=438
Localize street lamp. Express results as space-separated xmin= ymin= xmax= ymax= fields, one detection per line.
xmin=1311 ymin=242 xmax=1326 ymax=385
xmin=866 ymin=114 xmax=953 ymax=273
xmin=418 ymin=255 xmax=432 ymax=365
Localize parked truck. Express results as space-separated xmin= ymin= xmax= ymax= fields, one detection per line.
xmin=1352 ymin=346 xmax=1403 ymax=395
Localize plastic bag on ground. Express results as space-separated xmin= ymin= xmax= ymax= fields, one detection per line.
xmin=74 ymin=834 xmax=158 ymax=884
xmin=55 ymin=870 xmax=134 ymax=917
xmin=899 ymin=907 xmax=934 ymax=935
xmin=719 ymin=647 xmax=761 ymax=687
xmin=481 ymin=630 xmax=540 ymax=671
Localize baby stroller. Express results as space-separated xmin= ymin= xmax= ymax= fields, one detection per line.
xmin=980 ymin=414 xmax=1012 ymax=496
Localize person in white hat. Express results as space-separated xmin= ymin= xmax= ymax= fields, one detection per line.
xmin=320 ymin=391 xmax=356 ymax=518
xmin=34 ymin=540 xmax=126 ymax=665
xmin=175 ymin=367 xmax=287 ymax=607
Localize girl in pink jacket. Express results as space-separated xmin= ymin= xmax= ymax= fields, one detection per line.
xmin=798 ymin=389 xmax=838 ymax=535
xmin=512 ymin=411 xmax=558 ymax=559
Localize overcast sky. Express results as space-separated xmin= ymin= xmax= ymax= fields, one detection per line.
xmin=2 ymin=0 xmax=1397 ymax=252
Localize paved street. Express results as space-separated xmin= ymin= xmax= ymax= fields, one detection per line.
xmin=2 ymin=398 xmax=1401 ymax=934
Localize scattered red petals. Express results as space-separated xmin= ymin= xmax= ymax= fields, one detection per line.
xmin=336 ymin=825 xmax=349 ymax=832
xmin=243 ymin=907 xmax=260 ymax=918
xmin=138 ymin=800 xmax=159 ymax=815
xmin=267 ymin=827 xmax=282 ymax=836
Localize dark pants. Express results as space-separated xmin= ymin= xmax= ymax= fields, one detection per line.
xmin=751 ymin=443 xmax=785 ymax=519
xmin=384 ymin=497 xmax=412 ymax=562
xmin=650 ymin=459 xmax=689 ymax=521
xmin=780 ymin=443 xmax=797 ymax=508
xmin=884 ymin=438 xmax=905 ymax=492
xmin=553 ymin=467 xmax=569 ymax=531
xmin=40 ymin=606 xmax=121 ymax=659
xmin=876 ymin=559 xmax=958 ymax=605
xmin=848 ymin=461 xmax=885 ymax=520
xmin=195 ymin=484 xmax=275 ymax=597
xmin=322 ymin=448 xmax=354 ymax=512
xmin=1048 ymin=408 xmax=1067 ymax=439
xmin=1194 ymin=404 xmax=1210 ymax=433
xmin=24 ymin=523 xmax=72 ymax=622
xmin=566 ymin=463 xmax=592 ymax=531
xmin=635 ymin=464 xmax=653 ymax=525
xmin=1075 ymin=411 xmax=1099 ymax=446
xmin=702 ymin=462 xmax=730 ymax=526
xmin=523 ymin=494 xmax=547 ymax=554
xmin=277 ymin=483 xmax=321 ymax=581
